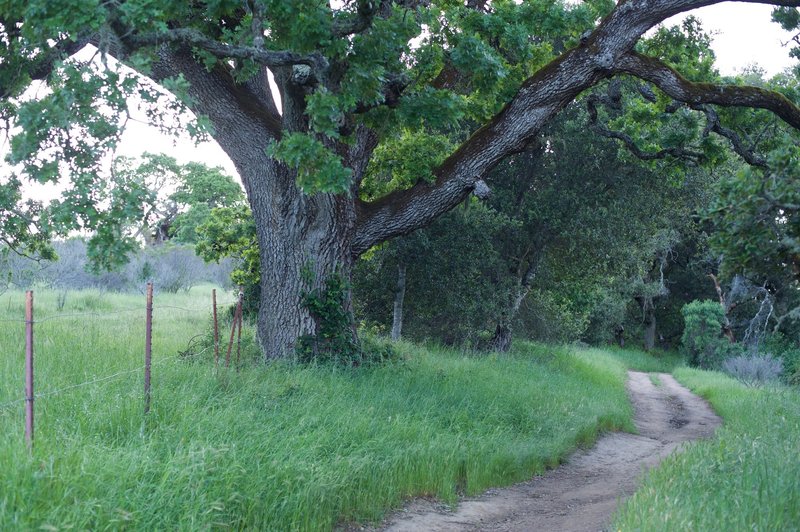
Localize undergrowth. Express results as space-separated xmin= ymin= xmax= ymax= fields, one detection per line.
xmin=0 ymin=290 xmax=633 ymax=531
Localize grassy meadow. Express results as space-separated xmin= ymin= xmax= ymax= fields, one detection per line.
xmin=614 ymin=368 xmax=800 ymax=531
xmin=0 ymin=288 xmax=634 ymax=531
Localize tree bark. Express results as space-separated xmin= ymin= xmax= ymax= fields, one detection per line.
xmin=246 ymin=160 xmax=357 ymax=359
xmin=391 ymin=263 xmax=406 ymax=341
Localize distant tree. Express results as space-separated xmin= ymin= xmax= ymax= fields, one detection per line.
xmin=110 ymin=153 xmax=244 ymax=247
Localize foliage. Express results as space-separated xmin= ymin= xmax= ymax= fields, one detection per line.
xmin=680 ymin=299 xmax=731 ymax=368
xmin=195 ymin=206 xmax=259 ymax=287
xmin=128 ymin=244 xmax=208 ymax=293
xmin=296 ymin=270 xmax=362 ymax=365
xmin=356 ymin=99 xmax=714 ymax=349
xmin=708 ymin=154 xmax=800 ymax=285
xmin=109 ymin=153 xmax=245 ymax=248
xmin=762 ymin=333 xmax=800 ymax=385
xmin=354 ymin=201 xmax=513 ymax=346
xmin=2 ymin=239 xmax=231 ymax=294
xmin=3 ymin=0 xmax=800 ymax=359
xmin=0 ymin=289 xmax=636 ymax=530
xmin=615 ymin=368 xmax=800 ymax=531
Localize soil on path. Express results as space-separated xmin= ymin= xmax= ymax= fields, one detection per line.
xmin=370 ymin=371 xmax=721 ymax=532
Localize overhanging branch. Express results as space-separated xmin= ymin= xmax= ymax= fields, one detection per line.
xmin=615 ymin=51 xmax=800 ymax=130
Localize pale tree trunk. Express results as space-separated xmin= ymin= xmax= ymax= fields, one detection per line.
xmin=639 ymin=296 xmax=657 ymax=351
xmin=709 ymin=273 xmax=736 ymax=343
xmin=489 ymin=258 xmax=540 ymax=353
xmin=391 ymin=263 xmax=406 ymax=341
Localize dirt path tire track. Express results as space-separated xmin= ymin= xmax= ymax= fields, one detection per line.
xmin=372 ymin=371 xmax=721 ymax=532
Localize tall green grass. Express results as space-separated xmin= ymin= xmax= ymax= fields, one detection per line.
xmin=614 ymin=368 xmax=800 ymax=531
xmin=598 ymin=345 xmax=684 ymax=373
xmin=0 ymin=289 xmax=634 ymax=530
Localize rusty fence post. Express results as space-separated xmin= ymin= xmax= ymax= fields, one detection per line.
xmin=235 ymin=287 xmax=243 ymax=371
xmin=144 ymin=282 xmax=153 ymax=415
xmin=212 ymin=289 xmax=219 ymax=367
xmin=24 ymin=290 xmax=34 ymax=450
xmin=224 ymin=288 xmax=243 ymax=368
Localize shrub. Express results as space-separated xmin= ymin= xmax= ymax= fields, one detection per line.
xmin=681 ymin=300 xmax=731 ymax=369
xmin=761 ymin=333 xmax=800 ymax=385
xmin=722 ymin=354 xmax=783 ymax=386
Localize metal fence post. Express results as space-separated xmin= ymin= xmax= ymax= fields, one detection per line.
xmin=144 ymin=282 xmax=153 ymax=415
xmin=25 ymin=290 xmax=34 ymax=450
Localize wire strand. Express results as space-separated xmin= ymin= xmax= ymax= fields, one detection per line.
xmin=0 ymin=302 xmax=237 ymax=324
xmin=0 ymin=344 xmax=217 ymax=411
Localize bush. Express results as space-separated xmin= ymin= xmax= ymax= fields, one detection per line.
xmin=761 ymin=333 xmax=800 ymax=385
xmin=681 ymin=300 xmax=731 ymax=369
xmin=722 ymin=354 xmax=783 ymax=386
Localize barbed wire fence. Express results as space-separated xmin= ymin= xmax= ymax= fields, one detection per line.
xmin=0 ymin=285 xmax=244 ymax=450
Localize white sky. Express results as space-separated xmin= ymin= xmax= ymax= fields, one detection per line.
xmin=671 ymin=3 xmax=796 ymax=76
xmin=2 ymin=3 xmax=797 ymax=194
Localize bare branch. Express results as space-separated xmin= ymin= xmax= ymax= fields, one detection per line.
xmin=694 ymin=104 xmax=768 ymax=168
xmin=586 ymin=93 xmax=705 ymax=163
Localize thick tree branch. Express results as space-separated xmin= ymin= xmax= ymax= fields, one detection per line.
xmin=331 ymin=0 xmax=390 ymax=38
xmin=129 ymin=28 xmax=328 ymax=71
xmin=352 ymin=0 xmax=800 ymax=256
xmin=615 ymin=51 xmax=800 ymax=129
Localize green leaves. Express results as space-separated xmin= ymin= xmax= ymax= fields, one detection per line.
xmin=267 ymin=133 xmax=352 ymax=194
xmin=305 ymin=89 xmax=345 ymax=138
xmin=708 ymin=153 xmax=800 ymax=283
xmin=195 ymin=205 xmax=259 ymax=287
xmin=361 ymin=130 xmax=454 ymax=199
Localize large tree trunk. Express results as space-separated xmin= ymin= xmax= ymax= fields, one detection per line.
xmin=391 ymin=263 xmax=406 ymax=341
xmin=244 ymin=161 xmax=357 ymax=359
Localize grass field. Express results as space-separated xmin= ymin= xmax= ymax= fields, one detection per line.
xmin=614 ymin=367 xmax=800 ymax=531
xmin=0 ymin=288 xmax=635 ymax=531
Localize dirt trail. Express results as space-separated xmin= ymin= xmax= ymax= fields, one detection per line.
xmin=372 ymin=371 xmax=721 ymax=532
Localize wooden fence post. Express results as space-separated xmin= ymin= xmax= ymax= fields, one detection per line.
xmin=144 ymin=282 xmax=153 ymax=415
xmin=24 ymin=290 xmax=34 ymax=450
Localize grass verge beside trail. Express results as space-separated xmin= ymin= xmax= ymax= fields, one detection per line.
xmin=614 ymin=367 xmax=800 ymax=531
xmin=0 ymin=289 xmax=633 ymax=531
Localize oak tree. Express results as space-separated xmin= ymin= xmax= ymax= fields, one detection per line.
xmin=3 ymin=0 xmax=800 ymax=358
